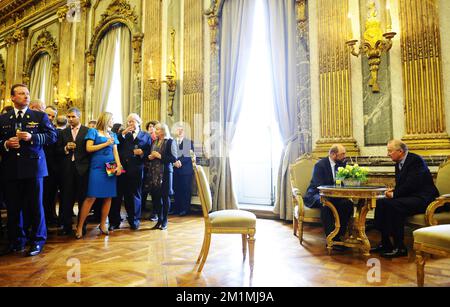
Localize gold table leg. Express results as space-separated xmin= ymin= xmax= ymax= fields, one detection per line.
xmin=321 ymin=197 xmax=341 ymax=255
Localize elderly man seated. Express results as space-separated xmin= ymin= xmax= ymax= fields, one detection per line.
xmin=372 ymin=139 xmax=439 ymax=258
xmin=303 ymin=144 xmax=353 ymax=251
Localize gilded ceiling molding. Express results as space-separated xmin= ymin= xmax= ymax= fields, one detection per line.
xmin=86 ymin=0 xmax=142 ymax=82
xmin=4 ymin=28 xmax=28 ymax=47
xmin=204 ymin=0 xmax=225 ymax=54
xmin=22 ymin=30 xmax=59 ymax=87
xmin=57 ymin=0 xmax=91 ymax=22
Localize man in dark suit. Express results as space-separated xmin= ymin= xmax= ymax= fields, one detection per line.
xmin=172 ymin=124 xmax=194 ymax=216
xmin=42 ymin=106 xmax=59 ymax=226
xmin=109 ymin=113 xmax=151 ymax=230
xmin=373 ymin=139 xmax=439 ymax=258
xmin=303 ymin=144 xmax=353 ymax=250
xmin=56 ymin=107 xmax=90 ymax=235
xmin=0 ymin=84 xmax=57 ymax=256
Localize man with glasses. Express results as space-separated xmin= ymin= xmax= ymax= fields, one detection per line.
xmin=303 ymin=144 xmax=353 ymax=250
xmin=372 ymin=139 xmax=439 ymax=258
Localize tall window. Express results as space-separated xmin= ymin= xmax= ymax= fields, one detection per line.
xmin=230 ymin=0 xmax=282 ymax=206
xmin=106 ymin=36 xmax=123 ymax=123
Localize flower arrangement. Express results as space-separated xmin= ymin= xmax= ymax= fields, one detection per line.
xmin=336 ymin=164 xmax=370 ymax=185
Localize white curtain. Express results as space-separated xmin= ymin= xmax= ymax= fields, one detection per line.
xmin=119 ymin=26 xmax=133 ymax=119
xmin=92 ymin=26 xmax=121 ymax=119
xmin=266 ymin=0 xmax=300 ymax=220
xmin=29 ymin=53 xmax=52 ymax=104
xmin=214 ymin=0 xmax=256 ymax=210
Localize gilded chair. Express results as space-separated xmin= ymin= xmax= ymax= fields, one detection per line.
xmin=289 ymin=153 xmax=320 ymax=244
xmin=406 ymin=160 xmax=450 ymax=227
xmin=192 ymin=156 xmax=256 ymax=272
xmin=413 ymin=225 xmax=450 ymax=286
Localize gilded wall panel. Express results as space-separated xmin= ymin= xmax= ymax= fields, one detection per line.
xmin=183 ymin=0 xmax=204 ymax=150
xmin=142 ymin=0 xmax=162 ymax=124
xmin=314 ymin=0 xmax=359 ymax=156
xmin=399 ymin=0 xmax=450 ymax=154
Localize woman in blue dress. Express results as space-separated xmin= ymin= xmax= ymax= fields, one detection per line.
xmin=75 ymin=112 xmax=123 ymax=239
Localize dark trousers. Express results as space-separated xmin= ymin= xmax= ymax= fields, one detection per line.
xmin=60 ymin=162 xmax=88 ymax=230
xmin=152 ymin=188 xmax=171 ymax=227
xmin=307 ymin=195 xmax=353 ymax=238
xmin=110 ymin=173 xmax=143 ymax=227
xmin=173 ymin=174 xmax=193 ymax=214
xmin=375 ymin=197 xmax=427 ymax=247
xmin=43 ymin=173 xmax=58 ymax=224
xmin=4 ymin=178 xmax=46 ymax=247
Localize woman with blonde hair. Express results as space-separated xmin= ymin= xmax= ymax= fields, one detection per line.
xmin=75 ymin=112 xmax=123 ymax=239
xmin=144 ymin=123 xmax=177 ymax=230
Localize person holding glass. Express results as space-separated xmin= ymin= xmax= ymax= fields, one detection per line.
xmin=75 ymin=112 xmax=122 ymax=239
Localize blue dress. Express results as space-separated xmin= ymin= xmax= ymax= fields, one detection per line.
xmin=85 ymin=128 xmax=120 ymax=198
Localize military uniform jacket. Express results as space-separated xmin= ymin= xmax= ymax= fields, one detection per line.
xmin=0 ymin=109 xmax=57 ymax=180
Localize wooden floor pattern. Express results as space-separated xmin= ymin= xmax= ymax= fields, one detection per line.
xmin=0 ymin=212 xmax=449 ymax=287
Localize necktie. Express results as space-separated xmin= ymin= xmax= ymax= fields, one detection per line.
xmin=399 ymin=162 xmax=403 ymax=171
xmin=16 ymin=110 xmax=23 ymax=131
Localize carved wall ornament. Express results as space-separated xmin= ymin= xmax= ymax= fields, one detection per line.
xmin=23 ymin=30 xmax=59 ymax=88
xmin=5 ymin=28 xmax=28 ymax=46
xmin=100 ymin=0 xmax=138 ymax=25
xmin=205 ymin=0 xmax=225 ymax=54
xmin=86 ymin=0 xmax=140 ymax=81
xmin=296 ymin=0 xmax=307 ymax=37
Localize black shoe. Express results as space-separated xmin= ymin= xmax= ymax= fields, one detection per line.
xmin=130 ymin=223 xmax=140 ymax=230
xmin=168 ymin=211 xmax=176 ymax=215
xmin=160 ymin=224 xmax=168 ymax=230
xmin=380 ymin=247 xmax=408 ymax=258
xmin=108 ymin=224 xmax=120 ymax=231
xmin=370 ymin=243 xmax=392 ymax=254
xmin=151 ymin=223 xmax=161 ymax=230
xmin=178 ymin=211 xmax=188 ymax=216
xmin=27 ymin=244 xmax=43 ymax=257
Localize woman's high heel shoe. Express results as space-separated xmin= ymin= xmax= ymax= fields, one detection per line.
xmin=75 ymin=231 xmax=83 ymax=239
xmin=99 ymin=225 xmax=109 ymax=235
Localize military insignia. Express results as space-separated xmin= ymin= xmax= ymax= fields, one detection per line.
xmin=26 ymin=115 xmax=30 ymax=119
xmin=9 ymin=115 xmax=13 ymax=119
xmin=26 ymin=121 xmax=39 ymax=129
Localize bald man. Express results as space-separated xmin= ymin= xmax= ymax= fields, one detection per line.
xmin=303 ymin=144 xmax=353 ymax=250
xmin=373 ymin=140 xmax=439 ymax=258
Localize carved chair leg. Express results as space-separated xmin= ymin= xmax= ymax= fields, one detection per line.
xmin=197 ymin=233 xmax=211 ymax=272
xmin=248 ymin=233 xmax=255 ymax=272
xmin=299 ymin=220 xmax=304 ymax=245
xmin=415 ymin=250 xmax=428 ymax=287
xmin=293 ymin=217 xmax=298 ymax=237
xmin=197 ymin=230 xmax=208 ymax=264
xmin=242 ymin=234 xmax=248 ymax=261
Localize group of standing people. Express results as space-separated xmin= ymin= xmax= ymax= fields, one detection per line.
xmin=0 ymin=84 xmax=195 ymax=257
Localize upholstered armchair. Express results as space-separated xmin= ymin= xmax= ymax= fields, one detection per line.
xmin=413 ymin=225 xmax=450 ymax=286
xmin=289 ymin=154 xmax=320 ymax=244
xmin=191 ymin=155 xmax=257 ymax=272
xmin=407 ymin=160 xmax=450 ymax=227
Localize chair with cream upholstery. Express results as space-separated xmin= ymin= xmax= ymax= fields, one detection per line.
xmin=413 ymin=225 xmax=450 ymax=286
xmin=289 ymin=153 xmax=320 ymax=244
xmin=406 ymin=160 xmax=450 ymax=227
xmin=191 ymin=155 xmax=256 ymax=272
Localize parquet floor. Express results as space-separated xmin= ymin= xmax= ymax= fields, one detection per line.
xmin=0 ymin=211 xmax=449 ymax=287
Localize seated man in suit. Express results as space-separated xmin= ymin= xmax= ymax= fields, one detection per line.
xmin=303 ymin=144 xmax=353 ymax=250
xmin=373 ymin=139 xmax=439 ymax=258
